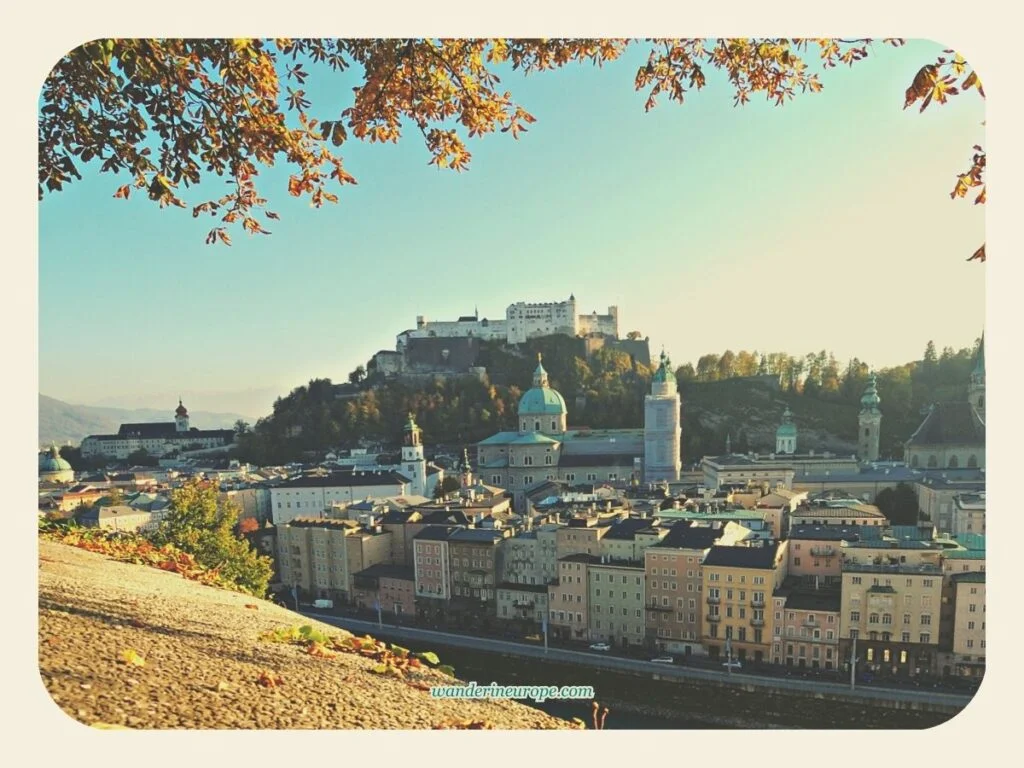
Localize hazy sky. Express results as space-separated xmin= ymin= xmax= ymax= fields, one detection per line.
xmin=39 ymin=39 xmax=985 ymax=418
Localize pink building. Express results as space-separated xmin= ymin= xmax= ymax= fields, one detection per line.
xmin=771 ymin=588 xmax=842 ymax=669
xmin=413 ymin=526 xmax=456 ymax=602
xmin=787 ymin=524 xmax=862 ymax=588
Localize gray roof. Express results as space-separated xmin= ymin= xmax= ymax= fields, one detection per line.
xmin=702 ymin=542 xmax=781 ymax=569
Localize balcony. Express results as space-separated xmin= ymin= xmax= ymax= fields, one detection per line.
xmin=750 ymin=598 xmax=766 ymax=608
xmin=803 ymin=618 xmax=819 ymax=628
xmin=705 ymin=614 xmax=722 ymax=623
xmin=750 ymin=618 xmax=765 ymax=627
xmin=810 ymin=546 xmax=836 ymax=558
xmin=648 ymin=601 xmax=673 ymax=613
xmin=706 ymin=596 xmax=720 ymax=605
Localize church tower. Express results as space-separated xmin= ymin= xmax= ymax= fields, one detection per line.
xmin=775 ymin=406 xmax=797 ymax=455
xmin=644 ymin=350 xmax=682 ymax=483
xmin=968 ymin=332 xmax=985 ymax=417
xmin=460 ymin=447 xmax=474 ymax=489
xmin=174 ymin=399 xmax=189 ymax=432
xmin=401 ymin=414 xmax=427 ymax=497
xmin=858 ymin=374 xmax=882 ymax=462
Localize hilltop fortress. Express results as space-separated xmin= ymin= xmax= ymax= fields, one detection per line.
xmin=369 ymin=296 xmax=649 ymax=381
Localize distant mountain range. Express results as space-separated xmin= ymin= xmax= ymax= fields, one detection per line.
xmin=39 ymin=395 xmax=251 ymax=447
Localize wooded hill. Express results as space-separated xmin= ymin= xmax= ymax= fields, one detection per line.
xmin=233 ymin=337 xmax=982 ymax=467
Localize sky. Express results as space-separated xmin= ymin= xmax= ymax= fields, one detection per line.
xmin=38 ymin=39 xmax=986 ymax=419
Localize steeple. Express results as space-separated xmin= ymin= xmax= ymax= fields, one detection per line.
xmin=533 ymin=353 xmax=549 ymax=388
xmin=860 ymin=373 xmax=881 ymax=413
xmin=858 ymin=373 xmax=882 ymax=461
xmin=726 ymin=433 xmax=732 ymax=455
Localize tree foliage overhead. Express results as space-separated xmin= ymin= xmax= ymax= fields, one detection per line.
xmin=39 ymin=38 xmax=983 ymax=258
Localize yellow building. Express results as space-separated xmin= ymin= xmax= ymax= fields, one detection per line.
xmin=839 ymin=562 xmax=944 ymax=678
xmin=276 ymin=517 xmax=393 ymax=602
xmin=700 ymin=540 xmax=789 ymax=663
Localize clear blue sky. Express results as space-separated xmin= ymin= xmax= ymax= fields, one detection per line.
xmin=39 ymin=39 xmax=985 ymax=418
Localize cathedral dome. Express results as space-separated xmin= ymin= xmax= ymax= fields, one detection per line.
xmin=518 ymin=386 xmax=568 ymax=416
xmin=518 ymin=354 xmax=568 ymax=417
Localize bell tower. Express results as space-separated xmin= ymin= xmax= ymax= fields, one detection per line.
xmin=174 ymin=399 xmax=189 ymax=432
xmin=401 ymin=414 xmax=427 ymax=497
xmin=858 ymin=374 xmax=882 ymax=462
xmin=644 ymin=349 xmax=682 ymax=483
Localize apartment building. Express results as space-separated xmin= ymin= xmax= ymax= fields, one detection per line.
xmin=771 ymin=587 xmax=842 ymax=669
xmin=645 ymin=522 xmax=727 ymax=656
xmin=948 ymin=572 xmax=986 ymax=677
xmin=496 ymin=583 xmax=549 ymax=627
xmin=787 ymin=525 xmax=866 ymax=587
xmin=276 ymin=518 xmax=393 ymax=602
xmin=839 ymin=561 xmax=945 ymax=678
xmin=351 ymin=563 xmax=416 ymax=617
xmin=412 ymin=525 xmax=459 ymax=622
xmin=915 ymin=476 xmax=985 ymax=532
xmin=556 ymin=516 xmax=613 ymax=558
xmin=549 ymin=553 xmax=598 ymax=641
xmin=951 ymin=492 xmax=986 ymax=537
xmin=500 ymin=523 xmax=560 ymax=587
xmin=701 ymin=540 xmax=789 ymax=663
xmin=269 ymin=471 xmax=411 ymax=525
xmin=587 ymin=559 xmax=647 ymax=648
xmin=448 ymin=528 xmax=509 ymax=608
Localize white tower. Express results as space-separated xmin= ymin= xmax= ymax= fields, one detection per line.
xmin=174 ymin=399 xmax=189 ymax=432
xmin=858 ymin=374 xmax=882 ymax=462
xmin=644 ymin=350 xmax=682 ymax=483
xmin=401 ymin=414 xmax=427 ymax=497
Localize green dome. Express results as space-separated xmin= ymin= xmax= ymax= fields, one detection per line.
xmin=518 ymin=386 xmax=568 ymax=416
xmin=39 ymin=445 xmax=72 ymax=473
xmin=776 ymin=406 xmax=797 ymax=437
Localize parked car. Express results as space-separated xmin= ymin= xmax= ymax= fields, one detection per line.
xmin=589 ymin=642 xmax=612 ymax=652
xmin=722 ymin=659 xmax=743 ymax=670
xmin=651 ymin=655 xmax=675 ymax=664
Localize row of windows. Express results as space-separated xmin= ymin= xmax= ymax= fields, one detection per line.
xmin=707 ymin=573 xmax=766 ymax=585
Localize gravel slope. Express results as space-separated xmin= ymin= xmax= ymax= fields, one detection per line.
xmin=38 ymin=540 xmax=571 ymax=730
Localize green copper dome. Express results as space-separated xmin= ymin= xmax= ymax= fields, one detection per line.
xmin=39 ymin=445 xmax=72 ymax=473
xmin=518 ymin=386 xmax=568 ymax=416
xmin=776 ymin=406 xmax=797 ymax=437
xmin=519 ymin=353 xmax=567 ymax=416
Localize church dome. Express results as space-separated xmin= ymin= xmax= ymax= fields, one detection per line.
xmin=175 ymin=399 xmax=188 ymax=417
xmin=518 ymin=386 xmax=568 ymax=416
xmin=39 ymin=445 xmax=74 ymax=482
xmin=776 ymin=407 xmax=797 ymax=438
xmin=518 ymin=354 xmax=568 ymax=417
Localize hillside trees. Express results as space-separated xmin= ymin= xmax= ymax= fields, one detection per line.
xmin=39 ymin=38 xmax=983 ymax=260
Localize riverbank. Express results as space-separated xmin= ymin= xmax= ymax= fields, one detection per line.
xmin=323 ymin=620 xmax=964 ymax=729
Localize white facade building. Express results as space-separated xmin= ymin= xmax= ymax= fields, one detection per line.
xmin=270 ymin=471 xmax=411 ymax=525
xmin=395 ymin=295 xmax=620 ymax=349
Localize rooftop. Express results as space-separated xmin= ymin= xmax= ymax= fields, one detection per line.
xmin=702 ymin=542 xmax=782 ymax=570
xmin=906 ymin=401 xmax=986 ymax=447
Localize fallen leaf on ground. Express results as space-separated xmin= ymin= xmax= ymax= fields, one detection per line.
xmin=120 ymin=649 xmax=145 ymax=667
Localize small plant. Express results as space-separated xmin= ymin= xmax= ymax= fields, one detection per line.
xmin=590 ymin=701 xmax=609 ymax=730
